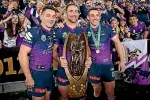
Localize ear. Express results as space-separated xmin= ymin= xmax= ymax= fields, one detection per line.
xmin=87 ymin=15 xmax=89 ymax=21
xmin=40 ymin=13 xmax=43 ymax=21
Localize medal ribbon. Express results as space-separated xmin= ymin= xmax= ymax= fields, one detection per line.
xmin=90 ymin=24 xmax=101 ymax=49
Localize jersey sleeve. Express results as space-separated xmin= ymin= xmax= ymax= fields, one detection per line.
xmin=22 ymin=28 xmax=38 ymax=48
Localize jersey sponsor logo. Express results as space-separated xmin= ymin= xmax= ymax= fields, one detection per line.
xmin=34 ymin=88 xmax=47 ymax=93
xmin=101 ymin=31 xmax=106 ymax=35
xmin=58 ymin=77 xmax=68 ymax=83
xmin=112 ymin=71 xmax=115 ymax=77
xmin=24 ymin=32 xmax=33 ymax=41
xmin=89 ymin=76 xmax=100 ymax=80
xmin=103 ymin=58 xmax=109 ymax=62
xmin=87 ymin=31 xmax=91 ymax=37
xmin=63 ymin=32 xmax=67 ymax=38
xmin=41 ymin=35 xmax=46 ymax=41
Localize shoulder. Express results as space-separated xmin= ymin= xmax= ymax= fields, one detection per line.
xmin=102 ymin=24 xmax=113 ymax=31
xmin=139 ymin=21 xmax=146 ymax=26
xmin=26 ymin=26 xmax=40 ymax=37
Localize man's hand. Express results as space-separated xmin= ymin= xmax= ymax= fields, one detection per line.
xmin=25 ymin=77 xmax=35 ymax=89
xmin=60 ymin=56 xmax=68 ymax=68
xmin=113 ymin=4 xmax=119 ymax=9
xmin=57 ymin=22 xmax=64 ymax=28
xmin=118 ymin=61 xmax=125 ymax=73
xmin=85 ymin=57 xmax=92 ymax=68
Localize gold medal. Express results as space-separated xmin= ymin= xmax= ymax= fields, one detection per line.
xmin=96 ymin=49 xmax=100 ymax=54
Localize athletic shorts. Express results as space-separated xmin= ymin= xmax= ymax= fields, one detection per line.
xmin=88 ymin=63 xmax=115 ymax=83
xmin=27 ymin=68 xmax=54 ymax=97
xmin=56 ymin=66 xmax=70 ymax=86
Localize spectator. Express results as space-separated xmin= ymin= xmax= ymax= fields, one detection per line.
xmin=0 ymin=14 xmax=21 ymax=48
xmin=129 ymin=14 xmax=148 ymax=40
xmin=119 ymin=17 xmax=132 ymax=41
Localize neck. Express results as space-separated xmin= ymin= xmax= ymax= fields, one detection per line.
xmin=133 ymin=23 xmax=138 ymax=27
xmin=120 ymin=26 xmax=125 ymax=28
xmin=41 ymin=23 xmax=51 ymax=31
xmin=107 ymin=7 xmax=112 ymax=10
xmin=66 ymin=21 xmax=78 ymax=29
xmin=90 ymin=23 xmax=99 ymax=29
xmin=12 ymin=24 xmax=16 ymax=29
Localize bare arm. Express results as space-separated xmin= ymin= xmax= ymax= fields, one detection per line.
xmin=114 ymin=4 xmax=125 ymax=15
xmin=53 ymin=44 xmax=61 ymax=64
xmin=18 ymin=44 xmax=32 ymax=79
xmin=144 ymin=31 xmax=148 ymax=39
xmin=0 ymin=15 xmax=12 ymax=26
xmin=112 ymin=34 xmax=125 ymax=72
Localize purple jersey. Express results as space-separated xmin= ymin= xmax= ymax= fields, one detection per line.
xmin=86 ymin=24 xmax=116 ymax=64
xmin=129 ymin=22 xmax=147 ymax=40
xmin=54 ymin=24 xmax=85 ymax=62
xmin=22 ymin=25 xmax=54 ymax=71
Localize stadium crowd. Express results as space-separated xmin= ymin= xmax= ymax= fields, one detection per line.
xmin=0 ymin=0 xmax=150 ymax=100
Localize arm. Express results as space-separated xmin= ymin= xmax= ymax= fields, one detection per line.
xmin=144 ymin=31 xmax=148 ymax=39
xmin=53 ymin=44 xmax=61 ymax=64
xmin=0 ymin=15 xmax=12 ymax=25
xmin=60 ymin=0 xmax=65 ymax=7
xmin=112 ymin=34 xmax=125 ymax=72
xmin=114 ymin=4 xmax=125 ymax=15
xmin=18 ymin=45 xmax=32 ymax=79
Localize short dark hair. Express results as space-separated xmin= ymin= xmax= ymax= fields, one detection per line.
xmin=85 ymin=0 xmax=91 ymax=3
xmin=87 ymin=7 xmax=99 ymax=15
xmin=129 ymin=14 xmax=138 ymax=19
xmin=41 ymin=6 xmax=57 ymax=14
xmin=9 ymin=0 xmax=18 ymax=2
xmin=65 ymin=3 xmax=78 ymax=11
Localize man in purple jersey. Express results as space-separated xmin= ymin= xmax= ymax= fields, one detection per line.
xmin=129 ymin=14 xmax=148 ymax=40
xmin=53 ymin=4 xmax=91 ymax=99
xmin=86 ymin=8 xmax=125 ymax=100
xmin=18 ymin=6 xmax=57 ymax=100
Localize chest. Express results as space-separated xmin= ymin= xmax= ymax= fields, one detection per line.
xmin=87 ymin=29 xmax=110 ymax=44
xmin=35 ymin=34 xmax=53 ymax=50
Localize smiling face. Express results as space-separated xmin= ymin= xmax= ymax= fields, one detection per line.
xmin=87 ymin=9 xmax=100 ymax=27
xmin=129 ymin=16 xmax=138 ymax=26
xmin=40 ymin=9 xmax=56 ymax=29
xmin=111 ymin=19 xmax=118 ymax=28
xmin=85 ymin=0 xmax=93 ymax=9
xmin=66 ymin=5 xmax=79 ymax=23
xmin=12 ymin=14 xmax=19 ymax=24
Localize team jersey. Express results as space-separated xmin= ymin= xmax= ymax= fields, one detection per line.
xmin=129 ymin=22 xmax=147 ymax=40
xmin=86 ymin=23 xmax=116 ymax=64
xmin=22 ymin=25 xmax=54 ymax=71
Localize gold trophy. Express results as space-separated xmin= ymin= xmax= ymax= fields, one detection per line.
xmin=62 ymin=32 xmax=90 ymax=98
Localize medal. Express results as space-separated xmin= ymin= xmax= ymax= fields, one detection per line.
xmin=96 ymin=49 xmax=100 ymax=54
xmin=90 ymin=24 xmax=101 ymax=54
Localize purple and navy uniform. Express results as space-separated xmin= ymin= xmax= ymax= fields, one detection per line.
xmin=86 ymin=24 xmax=116 ymax=83
xmin=129 ymin=22 xmax=147 ymax=40
xmin=22 ymin=25 xmax=54 ymax=97
xmin=54 ymin=24 xmax=85 ymax=86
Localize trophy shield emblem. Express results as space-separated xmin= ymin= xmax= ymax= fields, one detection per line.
xmin=62 ymin=32 xmax=90 ymax=98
